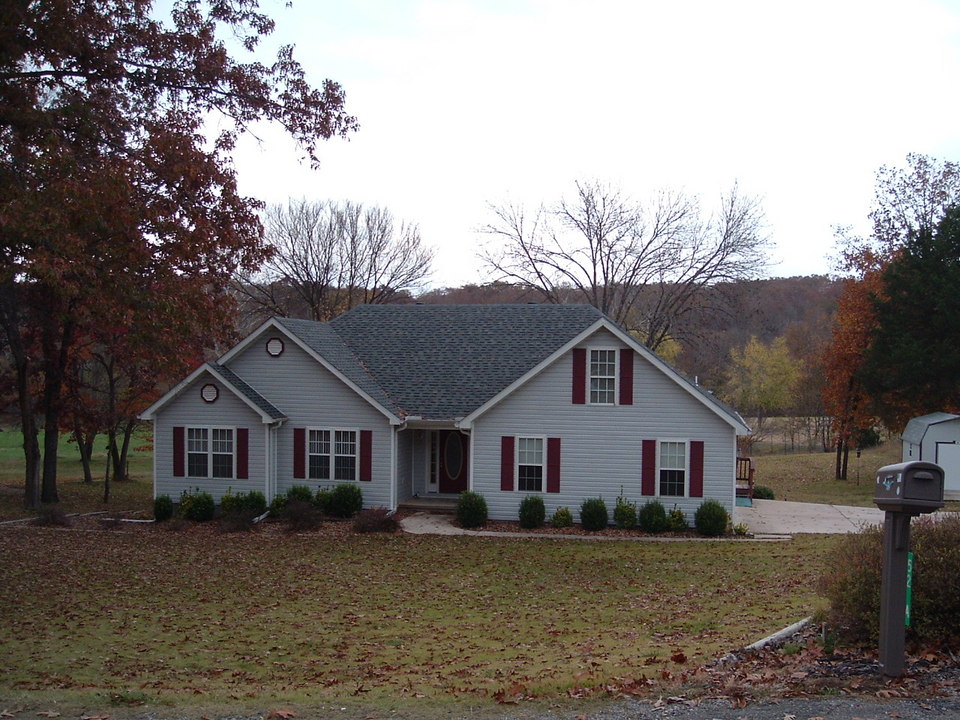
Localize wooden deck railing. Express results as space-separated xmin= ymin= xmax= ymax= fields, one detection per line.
xmin=736 ymin=456 xmax=755 ymax=498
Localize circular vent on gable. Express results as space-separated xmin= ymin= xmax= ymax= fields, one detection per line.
xmin=266 ymin=337 xmax=284 ymax=357
xmin=201 ymin=383 xmax=219 ymax=403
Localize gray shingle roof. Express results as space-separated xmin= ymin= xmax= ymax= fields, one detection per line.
xmin=902 ymin=412 xmax=960 ymax=444
xmin=207 ymin=362 xmax=287 ymax=420
xmin=328 ymin=303 xmax=604 ymax=419
xmin=273 ymin=315 xmax=402 ymax=415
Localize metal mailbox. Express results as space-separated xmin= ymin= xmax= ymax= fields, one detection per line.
xmin=874 ymin=461 xmax=945 ymax=514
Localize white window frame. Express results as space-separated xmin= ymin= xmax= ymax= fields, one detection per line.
xmin=657 ymin=439 xmax=689 ymax=498
xmin=185 ymin=426 xmax=235 ymax=479
xmin=306 ymin=427 xmax=359 ymax=483
xmin=588 ymin=347 xmax=619 ymax=405
xmin=516 ymin=435 xmax=546 ymax=493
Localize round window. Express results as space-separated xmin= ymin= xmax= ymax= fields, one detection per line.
xmin=200 ymin=383 xmax=219 ymax=403
xmin=444 ymin=433 xmax=463 ymax=480
xmin=266 ymin=337 xmax=284 ymax=356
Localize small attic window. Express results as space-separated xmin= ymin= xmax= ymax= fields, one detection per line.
xmin=200 ymin=383 xmax=219 ymax=403
xmin=266 ymin=337 xmax=284 ymax=357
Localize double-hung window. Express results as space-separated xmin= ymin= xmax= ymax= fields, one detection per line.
xmin=589 ymin=349 xmax=617 ymax=404
xmin=659 ymin=441 xmax=687 ymax=497
xmin=517 ymin=437 xmax=545 ymax=492
xmin=307 ymin=428 xmax=357 ymax=481
xmin=186 ymin=427 xmax=234 ymax=478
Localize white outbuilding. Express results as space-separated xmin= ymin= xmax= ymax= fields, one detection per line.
xmin=902 ymin=412 xmax=960 ymax=500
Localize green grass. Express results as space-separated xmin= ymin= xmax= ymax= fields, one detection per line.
xmin=0 ymin=429 xmax=153 ymax=520
xmin=0 ymin=525 xmax=838 ymax=715
xmin=753 ymin=442 xmax=901 ymax=507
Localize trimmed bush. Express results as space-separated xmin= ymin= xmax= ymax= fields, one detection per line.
xmin=821 ymin=515 xmax=960 ymax=645
xmin=315 ymin=487 xmax=333 ymax=513
xmin=287 ymin=485 xmax=315 ymax=504
xmin=153 ymin=495 xmax=174 ymax=522
xmin=220 ymin=490 xmax=267 ymax=517
xmin=327 ymin=483 xmax=363 ymax=518
xmin=694 ymin=499 xmax=729 ymax=537
xmin=551 ymin=506 xmax=574 ymax=528
xmin=456 ymin=491 xmax=488 ymax=529
xmin=579 ymin=497 xmax=608 ymax=531
xmin=269 ymin=493 xmax=288 ymax=517
xmin=285 ymin=499 xmax=323 ymax=532
xmin=518 ymin=495 xmax=546 ymax=529
xmin=178 ymin=489 xmax=215 ymax=522
xmin=613 ymin=497 xmax=637 ymax=530
xmin=666 ymin=505 xmax=687 ymax=532
xmin=353 ymin=507 xmax=399 ymax=533
xmin=638 ymin=500 xmax=668 ymax=533
xmin=753 ymin=485 xmax=775 ymax=500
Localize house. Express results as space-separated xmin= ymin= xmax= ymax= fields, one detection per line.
xmin=140 ymin=304 xmax=751 ymax=522
xmin=902 ymin=412 xmax=960 ymax=499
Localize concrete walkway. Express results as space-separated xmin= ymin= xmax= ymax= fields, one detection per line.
xmin=399 ymin=498 xmax=889 ymax=538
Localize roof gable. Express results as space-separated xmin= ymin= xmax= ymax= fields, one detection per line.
xmin=902 ymin=412 xmax=960 ymax=444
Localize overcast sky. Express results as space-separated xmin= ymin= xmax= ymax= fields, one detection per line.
xmin=231 ymin=0 xmax=960 ymax=289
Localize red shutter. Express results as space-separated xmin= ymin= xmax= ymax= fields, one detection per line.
xmin=619 ymin=348 xmax=634 ymax=405
xmin=547 ymin=437 xmax=561 ymax=493
xmin=500 ymin=436 xmax=515 ymax=491
xmin=173 ymin=426 xmax=185 ymax=477
xmin=360 ymin=430 xmax=372 ymax=482
xmin=572 ymin=348 xmax=586 ymax=404
xmin=690 ymin=441 xmax=704 ymax=498
xmin=641 ymin=439 xmax=656 ymax=496
xmin=236 ymin=428 xmax=249 ymax=479
xmin=293 ymin=427 xmax=306 ymax=479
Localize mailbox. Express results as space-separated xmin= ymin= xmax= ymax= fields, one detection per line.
xmin=874 ymin=461 xmax=945 ymax=514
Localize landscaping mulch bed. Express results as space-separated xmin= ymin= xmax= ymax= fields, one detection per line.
xmin=478 ymin=518 xmax=702 ymax=537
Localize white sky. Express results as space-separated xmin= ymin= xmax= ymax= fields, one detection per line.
xmin=231 ymin=0 xmax=960 ymax=289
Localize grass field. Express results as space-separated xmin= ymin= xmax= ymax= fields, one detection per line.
xmin=0 ymin=523 xmax=838 ymax=716
xmin=752 ymin=442 xmax=902 ymax=507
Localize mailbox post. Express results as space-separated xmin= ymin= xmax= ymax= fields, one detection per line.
xmin=873 ymin=461 xmax=944 ymax=677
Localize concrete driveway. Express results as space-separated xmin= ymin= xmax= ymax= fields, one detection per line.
xmin=734 ymin=498 xmax=885 ymax=535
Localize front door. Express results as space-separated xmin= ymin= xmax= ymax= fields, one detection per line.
xmin=436 ymin=430 xmax=469 ymax=494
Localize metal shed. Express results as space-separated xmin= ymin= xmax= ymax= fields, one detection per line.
xmin=901 ymin=412 xmax=960 ymax=499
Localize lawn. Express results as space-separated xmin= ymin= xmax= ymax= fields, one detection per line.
xmin=752 ymin=442 xmax=902 ymax=507
xmin=0 ymin=430 xmax=154 ymax=520
xmin=0 ymin=522 xmax=838 ymax=717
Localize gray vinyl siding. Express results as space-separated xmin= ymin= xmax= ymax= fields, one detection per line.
xmin=153 ymin=376 xmax=266 ymax=503
xmin=472 ymin=328 xmax=737 ymax=522
xmin=228 ymin=329 xmax=394 ymax=508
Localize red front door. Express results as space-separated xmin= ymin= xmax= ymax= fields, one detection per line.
xmin=437 ymin=430 xmax=469 ymax=494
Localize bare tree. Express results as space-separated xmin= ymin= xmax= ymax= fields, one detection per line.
xmin=481 ymin=180 xmax=768 ymax=350
xmin=236 ymin=199 xmax=434 ymax=322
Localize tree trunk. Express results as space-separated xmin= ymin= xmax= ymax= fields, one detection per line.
xmin=841 ymin=442 xmax=850 ymax=482
xmin=835 ymin=439 xmax=845 ymax=480
xmin=116 ymin=419 xmax=135 ymax=481
xmin=103 ymin=441 xmax=111 ymax=504
xmin=39 ymin=316 xmax=75 ymax=504
xmin=75 ymin=428 xmax=95 ymax=483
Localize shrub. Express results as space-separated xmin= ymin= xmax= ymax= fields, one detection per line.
xmin=314 ymin=487 xmax=333 ymax=513
xmin=178 ymin=489 xmax=215 ymax=522
xmin=219 ymin=509 xmax=261 ymax=533
xmin=638 ymin=500 xmax=668 ymax=533
xmin=666 ymin=505 xmax=688 ymax=532
xmin=287 ymin=485 xmax=315 ymax=504
xmin=613 ymin=497 xmax=637 ymax=530
xmin=285 ymin=499 xmax=323 ymax=532
xmin=518 ymin=495 xmax=546 ymax=529
xmin=327 ymin=483 xmax=363 ymax=518
xmin=579 ymin=497 xmax=608 ymax=531
xmin=821 ymin=515 xmax=960 ymax=645
xmin=353 ymin=507 xmax=399 ymax=533
xmin=694 ymin=499 xmax=729 ymax=537
xmin=753 ymin=485 xmax=775 ymax=500
xmin=268 ymin=493 xmax=288 ymax=517
xmin=551 ymin=506 xmax=573 ymax=528
xmin=220 ymin=490 xmax=267 ymax=517
xmin=456 ymin=491 xmax=488 ymax=529
xmin=153 ymin=495 xmax=174 ymax=522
